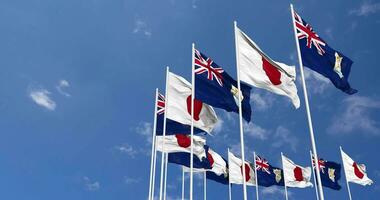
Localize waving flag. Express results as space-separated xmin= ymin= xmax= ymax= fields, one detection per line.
xmin=282 ymin=154 xmax=313 ymax=188
xmin=156 ymin=92 xmax=204 ymax=135
xmin=156 ymin=134 xmax=206 ymax=160
xmin=312 ymin=156 xmax=342 ymax=190
xmin=166 ymin=72 xmax=218 ymax=134
xmin=168 ymin=148 xmax=210 ymax=169
xmin=255 ymin=154 xmax=284 ymax=187
xmin=194 ymin=49 xmax=252 ymax=122
xmin=293 ymin=10 xmax=357 ymax=94
xmin=235 ymin=27 xmax=300 ymax=108
xmin=228 ymin=151 xmax=256 ymax=186
xmin=340 ymin=148 xmax=373 ymax=186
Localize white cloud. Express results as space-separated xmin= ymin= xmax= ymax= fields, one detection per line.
xmin=261 ymin=186 xmax=292 ymax=197
xmin=56 ymin=79 xmax=71 ymax=97
xmin=244 ymin=122 xmax=269 ymax=140
xmin=136 ymin=122 xmax=153 ymax=143
xmin=133 ymin=19 xmax=152 ymax=37
xmin=29 ymin=88 xmax=56 ymax=111
xmin=83 ymin=176 xmax=100 ymax=191
xmin=324 ymin=27 xmax=333 ymax=39
xmin=124 ymin=177 xmax=141 ymax=184
xmin=350 ymin=1 xmax=380 ymax=16
xmin=301 ymin=67 xmax=330 ymax=94
xmin=115 ymin=143 xmax=138 ymax=158
xmin=250 ymin=93 xmax=275 ymax=111
xmin=328 ymin=95 xmax=380 ymax=135
xmin=212 ymin=118 xmax=224 ymax=135
xmin=272 ymin=126 xmax=298 ymax=152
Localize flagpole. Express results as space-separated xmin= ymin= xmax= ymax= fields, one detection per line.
xmin=309 ymin=151 xmax=320 ymax=200
xmin=148 ymin=89 xmax=159 ymax=200
xmin=151 ymin=128 xmax=158 ymax=200
xmin=253 ymin=152 xmax=259 ymax=200
xmin=228 ymin=148 xmax=232 ymax=200
xmin=340 ymin=146 xmax=353 ymax=200
xmin=159 ymin=67 xmax=170 ymax=200
xmin=204 ymin=171 xmax=207 ymax=200
xmin=234 ymin=20 xmax=248 ymax=200
xmin=190 ymin=43 xmax=195 ymax=200
xmin=182 ymin=167 xmax=185 ymax=200
xmin=163 ymin=154 xmax=168 ymax=200
xmin=290 ymin=4 xmax=325 ymax=200
xmin=281 ymin=152 xmax=289 ymax=200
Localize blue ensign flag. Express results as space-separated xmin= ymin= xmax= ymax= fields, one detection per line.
xmin=255 ymin=155 xmax=285 ymax=187
xmin=294 ymin=11 xmax=357 ymax=94
xmin=194 ymin=49 xmax=252 ymax=122
xmin=156 ymin=92 xmax=204 ymax=135
xmin=167 ymin=145 xmax=210 ymax=169
xmin=314 ymin=158 xmax=342 ymax=190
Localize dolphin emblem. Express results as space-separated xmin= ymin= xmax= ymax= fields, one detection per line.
xmin=334 ymin=52 xmax=344 ymax=78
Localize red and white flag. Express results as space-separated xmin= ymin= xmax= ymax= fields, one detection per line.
xmin=228 ymin=151 xmax=256 ymax=186
xmin=166 ymin=72 xmax=218 ymax=134
xmin=341 ymin=148 xmax=373 ymax=186
xmin=282 ymin=154 xmax=313 ymax=188
xmin=155 ymin=134 xmax=206 ymax=160
xmin=235 ymin=27 xmax=300 ymax=108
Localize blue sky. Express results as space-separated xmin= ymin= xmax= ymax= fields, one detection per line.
xmin=0 ymin=0 xmax=379 ymax=199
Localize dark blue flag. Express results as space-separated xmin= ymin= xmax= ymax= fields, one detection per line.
xmin=294 ymin=11 xmax=357 ymax=94
xmin=206 ymin=171 xmax=229 ymax=185
xmin=194 ymin=49 xmax=252 ymax=122
xmin=156 ymin=92 xmax=204 ymax=135
xmin=255 ymin=155 xmax=284 ymax=187
xmin=314 ymin=158 xmax=342 ymax=190
xmin=168 ymin=145 xmax=211 ymax=169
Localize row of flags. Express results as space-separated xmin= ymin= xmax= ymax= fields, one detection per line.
xmin=148 ymin=5 xmax=367 ymax=200
xmin=156 ymin=134 xmax=373 ymax=189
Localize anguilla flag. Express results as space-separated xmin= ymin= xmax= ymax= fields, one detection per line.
xmin=312 ymin=156 xmax=342 ymax=190
xmin=293 ymin=10 xmax=357 ymax=94
xmin=255 ymin=154 xmax=284 ymax=187
xmin=168 ymin=146 xmax=210 ymax=169
xmin=194 ymin=49 xmax=252 ymax=122
xmin=155 ymin=92 xmax=203 ymax=135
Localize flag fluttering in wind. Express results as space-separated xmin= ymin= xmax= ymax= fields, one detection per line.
xmin=293 ymin=10 xmax=357 ymax=94
xmin=312 ymin=155 xmax=342 ymax=190
xmin=228 ymin=151 xmax=256 ymax=186
xmin=341 ymin=148 xmax=373 ymax=186
xmin=282 ymin=154 xmax=313 ymax=188
xmin=194 ymin=48 xmax=252 ymax=122
xmin=156 ymin=92 xmax=204 ymax=135
xmin=255 ymin=154 xmax=285 ymax=187
xmin=235 ymin=27 xmax=300 ymax=108
xmin=156 ymin=134 xmax=206 ymax=160
xmin=166 ymin=72 xmax=218 ymax=134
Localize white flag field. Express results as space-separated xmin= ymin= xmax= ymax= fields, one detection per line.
xmin=236 ymin=27 xmax=300 ymax=108
xmin=166 ymin=71 xmax=218 ymax=133
xmin=155 ymin=134 xmax=207 ymax=159
xmin=228 ymin=151 xmax=256 ymax=186
xmin=341 ymin=149 xmax=373 ymax=186
xmin=282 ymin=154 xmax=313 ymax=188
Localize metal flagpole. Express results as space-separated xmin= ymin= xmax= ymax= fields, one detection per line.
xmin=182 ymin=167 xmax=185 ymax=200
xmin=233 ymin=20 xmax=248 ymax=200
xmin=159 ymin=67 xmax=170 ymax=200
xmin=190 ymin=43 xmax=195 ymax=200
xmin=204 ymin=171 xmax=207 ymax=200
xmin=148 ymin=89 xmax=159 ymax=200
xmin=290 ymin=4 xmax=325 ymax=200
xmin=228 ymin=148 xmax=232 ymax=200
xmin=253 ymin=152 xmax=259 ymax=200
xmin=310 ymin=151 xmax=320 ymax=200
xmin=163 ymin=153 xmax=168 ymax=200
xmin=340 ymin=146 xmax=353 ymax=200
xmin=281 ymin=152 xmax=289 ymax=200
